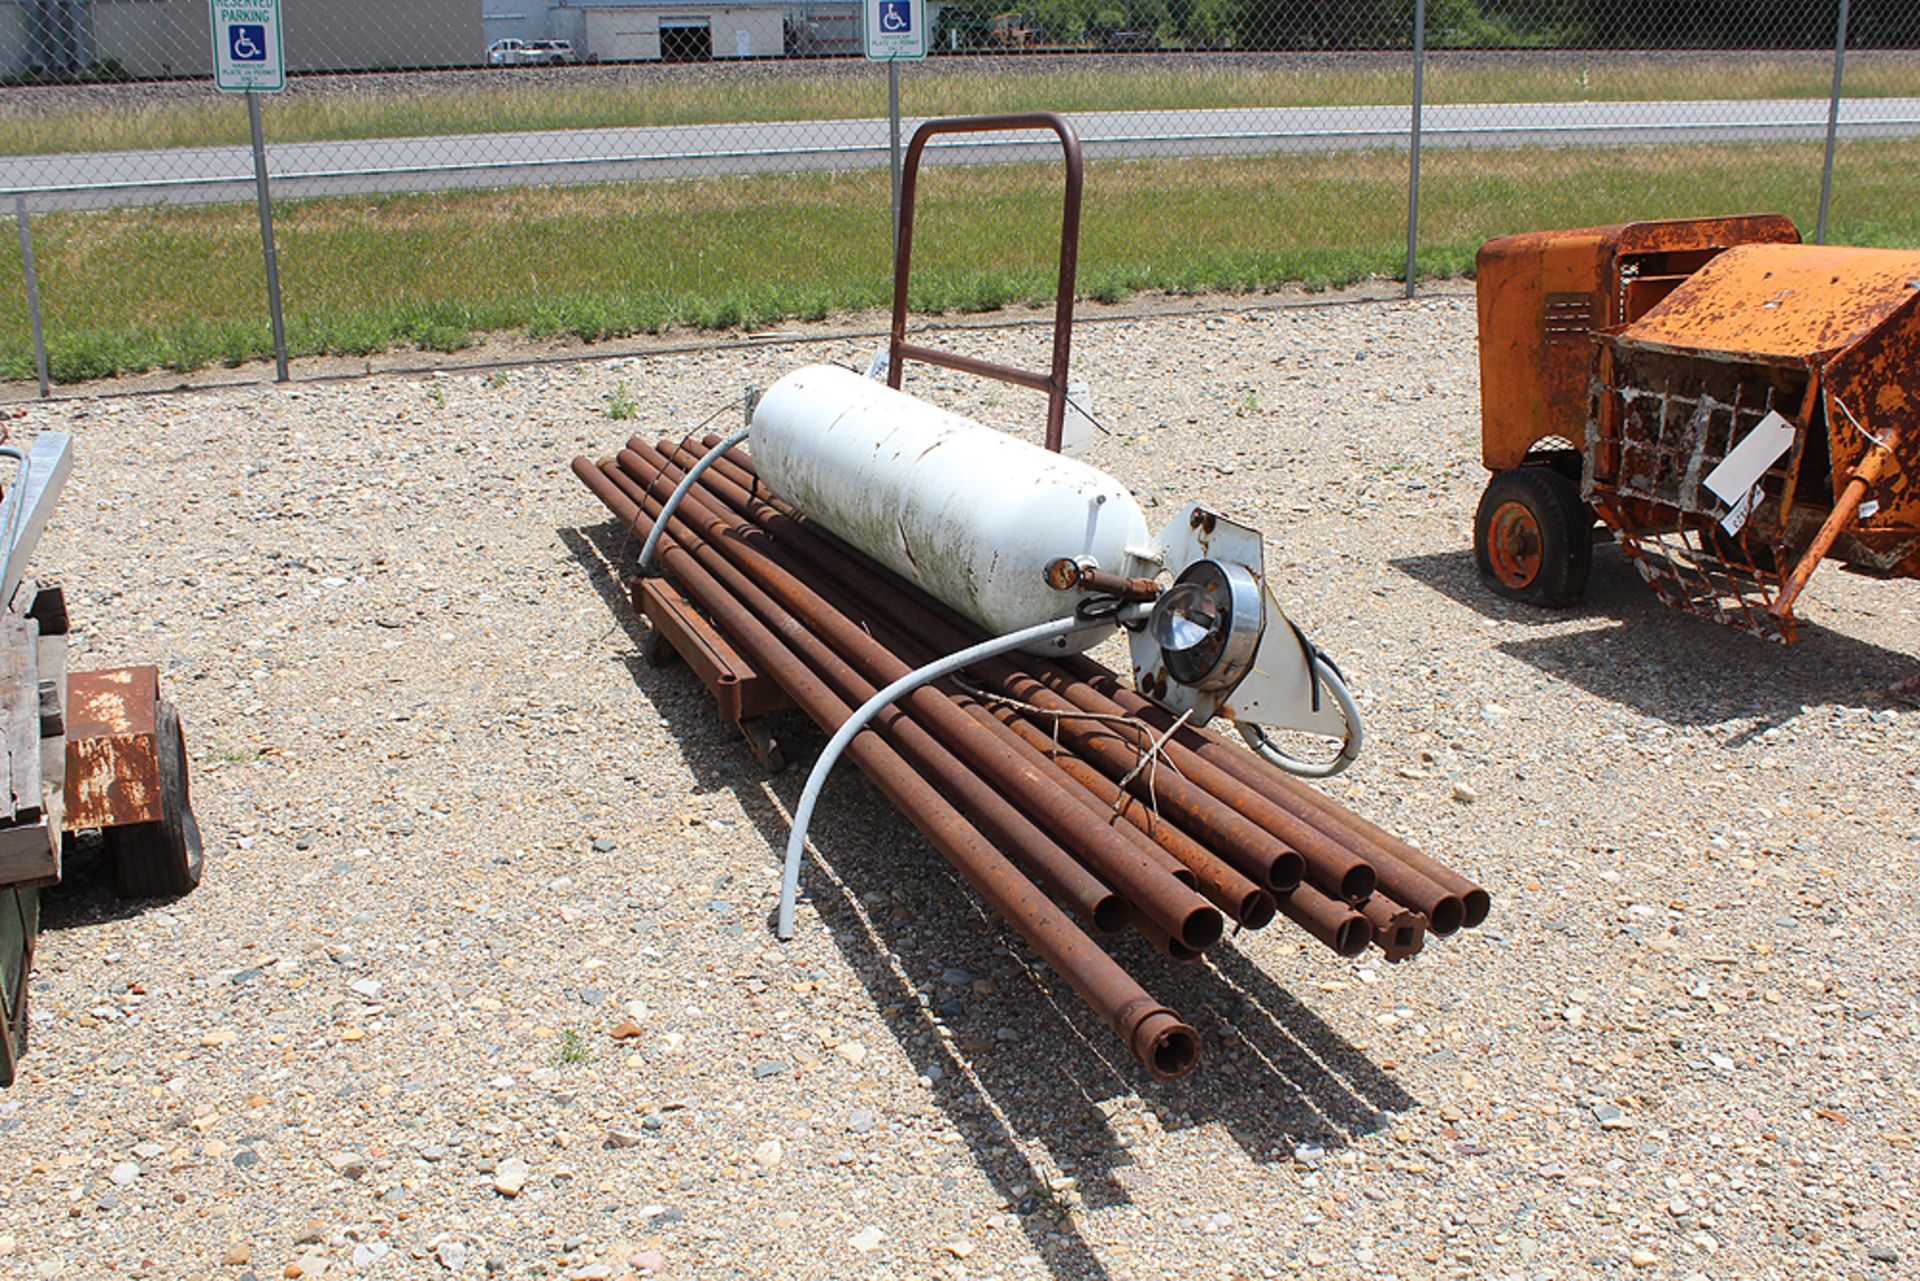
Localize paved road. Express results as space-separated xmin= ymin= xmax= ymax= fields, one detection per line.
xmin=6 ymin=97 xmax=1919 ymax=211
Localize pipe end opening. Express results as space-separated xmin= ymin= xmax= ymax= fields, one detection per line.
xmin=1181 ymin=906 xmax=1225 ymax=951
xmin=1429 ymin=894 xmax=1466 ymax=937
xmin=1137 ymin=1014 xmax=1201 ymax=1082
xmin=1460 ymin=889 xmax=1491 ymax=930
xmin=1268 ymin=852 xmax=1305 ymax=893
xmin=1340 ymin=863 xmax=1377 ymax=904
xmin=1334 ymin=916 xmax=1371 ymax=957
xmin=1092 ymin=896 xmax=1132 ymax=935
xmin=1238 ymin=891 xmax=1277 ymax=931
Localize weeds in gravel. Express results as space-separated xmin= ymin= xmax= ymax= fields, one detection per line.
xmin=426 ymin=381 xmax=447 ymax=408
xmin=487 ymin=370 xmax=510 ymax=390
xmin=3 ymin=139 xmax=1915 ymax=383
xmin=555 ymin=1029 xmax=591 ymax=1066
xmin=605 ymin=382 xmax=638 ymax=421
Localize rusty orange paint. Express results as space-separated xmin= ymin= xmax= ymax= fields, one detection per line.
xmin=1618 ymin=242 xmax=1920 ymax=367
xmin=1475 ymin=214 xmax=1799 ymax=472
xmin=1476 ymin=213 xmax=1920 ymax=639
xmin=64 ymin=666 xmax=163 ymax=831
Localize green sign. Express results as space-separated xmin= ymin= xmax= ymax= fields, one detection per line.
xmin=210 ymin=0 xmax=285 ymax=93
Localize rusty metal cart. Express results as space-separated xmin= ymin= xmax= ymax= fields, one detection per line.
xmin=1472 ymin=214 xmax=1920 ymax=642
xmin=1 ymin=432 xmax=203 ymax=1088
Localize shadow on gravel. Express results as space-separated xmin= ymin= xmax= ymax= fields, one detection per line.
xmin=567 ymin=519 xmax=1411 ymax=1281
xmin=36 ymin=837 xmax=161 ymax=933
xmin=1393 ymin=547 xmax=1920 ymax=727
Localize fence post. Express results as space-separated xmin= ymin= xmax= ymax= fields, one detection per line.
xmin=1815 ymin=0 xmax=1851 ymax=244
xmin=12 ymin=198 xmax=50 ymax=400
xmin=247 ymin=90 xmax=290 ymax=383
xmin=1404 ymin=0 xmax=1426 ymax=299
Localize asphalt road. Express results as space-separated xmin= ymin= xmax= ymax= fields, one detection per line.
xmin=6 ymin=96 xmax=1919 ymax=211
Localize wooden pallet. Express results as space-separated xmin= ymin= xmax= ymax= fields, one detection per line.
xmin=630 ymin=575 xmax=794 ymax=771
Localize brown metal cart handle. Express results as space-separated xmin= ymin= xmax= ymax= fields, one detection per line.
xmin=887 ymin=112 xmax=1083 ymax=453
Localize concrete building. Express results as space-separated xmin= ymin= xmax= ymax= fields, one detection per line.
xmin=4 ymin=0 xmax=482 ymax=80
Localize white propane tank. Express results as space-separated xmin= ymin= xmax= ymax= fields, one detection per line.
xmin=751 ymin=364 xmax=1150 ymax=652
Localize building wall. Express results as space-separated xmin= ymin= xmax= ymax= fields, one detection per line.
xmin=584 ymin=4 xmax=781 ymax=61
xmin=0 ymin=4 xmax=34 ymax=78
xmin=3 ymin=0 xmax=486 ymax=79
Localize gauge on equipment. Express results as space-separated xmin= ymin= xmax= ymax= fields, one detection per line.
xmin=1146 ymin=558 xmax=1263 ymax=691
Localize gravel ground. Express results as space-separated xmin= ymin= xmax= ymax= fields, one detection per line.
xmin=2 ymin=294 xmax=1917 ymax=1281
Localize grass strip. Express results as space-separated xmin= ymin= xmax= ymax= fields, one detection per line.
xmin=3 ymin=139 xmax=1916 ymax=384
xmin=2 ymin=53 xmax=1916 ymax=155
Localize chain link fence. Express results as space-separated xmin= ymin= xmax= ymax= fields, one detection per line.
xmin=2 ymin=0 xmax=1916 ymax=392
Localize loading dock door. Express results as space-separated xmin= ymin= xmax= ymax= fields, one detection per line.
xmin=660 ymin=18 xmax=712 ymax=61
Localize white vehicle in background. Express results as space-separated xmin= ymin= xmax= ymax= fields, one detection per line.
xmin=524 ymin=39 xmax=577 ymax=64
xmin=489 ymin=37 xmax=576 ymax=66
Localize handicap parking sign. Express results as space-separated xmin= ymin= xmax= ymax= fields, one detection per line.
xmin=864 ymin=0 xmax=924 ymax=57
xmin=229 ymin=23 xmax=266 ymax=61
xmin=210 ymin=0 xmax=285 ymax=92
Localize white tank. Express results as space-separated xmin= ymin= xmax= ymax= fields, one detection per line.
xmin=750 ymin=364 xmax=1150 ymax=652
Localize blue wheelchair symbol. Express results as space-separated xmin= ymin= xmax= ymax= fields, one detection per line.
xmin=879 ymin=0 xmax=912 ymax=33
xmin=229 ymin=24 xmax=267 ymax=62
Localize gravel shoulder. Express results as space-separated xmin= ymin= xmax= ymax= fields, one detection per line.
xmin=1 ymin=295 xmax=1916 ymax=1281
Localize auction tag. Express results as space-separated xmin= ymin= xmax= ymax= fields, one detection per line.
xmin=1060 ymin=380 xmax=1096 ymax=458
xmin=1705 ymin=410 xmax=1796 ymax=508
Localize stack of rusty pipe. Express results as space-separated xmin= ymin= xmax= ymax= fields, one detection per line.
xmin=571 ymin=432 xmax=1490 ymax=1081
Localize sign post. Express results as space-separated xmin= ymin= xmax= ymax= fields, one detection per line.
xmin=210 ymin=0 xmax=289 ymax=382
xmin=863 ymin=0 xmax=926 ymax=259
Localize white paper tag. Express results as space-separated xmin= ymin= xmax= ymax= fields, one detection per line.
xmin=1060 ymin=380 xmax=1096 ymax=458
xmin=1720 ymin=482 xmax=1764 ymax=535
xmin=1859 ymin=498 xmax=1881 ymax=520
xmin=1705 ymin=410 xmax=1796 ymax=507
xmin=864 ymin=346 xmax=889 ymax=381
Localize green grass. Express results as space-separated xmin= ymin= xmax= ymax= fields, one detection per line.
xmin=2 ymin=52 xmax=1915 ymax=155
xmin=3 ymin=139 xmax=1916 ymax=384
xmin=554 ymin=1028 xmax=591 ymax=1066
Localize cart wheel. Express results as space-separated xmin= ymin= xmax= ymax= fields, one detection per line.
xmin=107 ymin=699 xmax=204 ymax=898
xmin=1473 ymin=466 xmax=1592 ymax=607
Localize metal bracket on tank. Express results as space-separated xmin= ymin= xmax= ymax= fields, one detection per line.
xmin=1128 ymin=504 xmax=1350 ymax=739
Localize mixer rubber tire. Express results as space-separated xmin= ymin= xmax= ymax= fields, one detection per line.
xmin=107 ymin=699 xmax=204 ymax=899
xmin=1474 ymin=465 xmax=1591 ymax=608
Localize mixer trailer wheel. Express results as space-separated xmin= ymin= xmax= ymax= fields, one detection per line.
xmin=1473 ymin=465 xmax=1591 ymax=608
xmin=106 ymin=699 xmax=204 ymax=898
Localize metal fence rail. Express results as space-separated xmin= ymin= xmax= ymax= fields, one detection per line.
xmin=3 ymin=0 xmax=1917 ymax=393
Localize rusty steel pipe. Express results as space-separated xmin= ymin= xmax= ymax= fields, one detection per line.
xmin=682 ymin=439 xmax=1459 ymax=931
xmin=1066 ymin=663 xmax=1479 ymax=934
xmin=1359 ymin=895 xmax=1427 ymax=963
xmin=1279 ymin=884 xmax=1371 ymax=958
xmin=972 ymin=701 xmax=1280 ymax=930
xmin=1019 ymin=662 xmax=1378 ymax=904
xmin=572 ymin=456 xmax=1202 ymax=1080
xmin=889 ymin=113 xmax=1084 ymax=453
xmin=659 ymin=444 xmax=1276 ymax=939
xmin=1133 ymin=916 xmax=1201 ymax=963
xmin=659 ymin=443 xmax=1281 ymax=938
xmin=668 ymin=439 xmax=1320 ymax=899
xmin=954 ymin=700 xmax=1197 ymax=889
xmin=594 ymin=458 xmax=1128 ymax=935
xmin=618 ymin=443 xmax=1224 ymax=952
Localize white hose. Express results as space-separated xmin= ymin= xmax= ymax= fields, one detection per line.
xmin=776 ymin=612 xmax=1098 ymax=940
xmin=1237 ymin=650 xmax=1364 ymax=779
xmin=638 ymin=423 xmax=754 ymax=576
